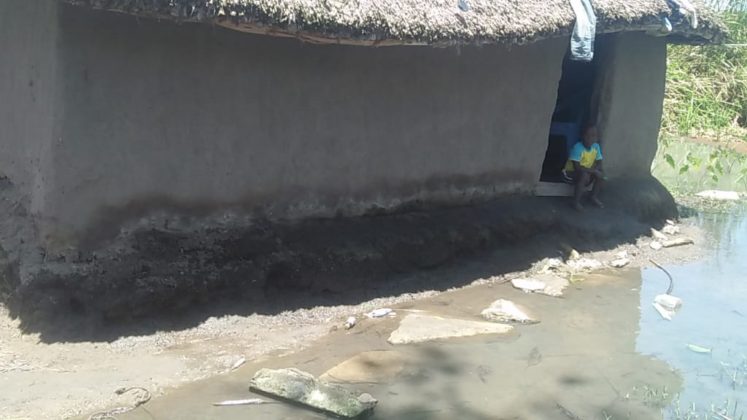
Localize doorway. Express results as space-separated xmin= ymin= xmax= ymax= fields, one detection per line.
xmin=539 ymin=49 xmax=601 ymax=183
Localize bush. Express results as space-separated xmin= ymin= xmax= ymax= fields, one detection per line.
xmin=662 ymin=0 xmax=747 ymax=138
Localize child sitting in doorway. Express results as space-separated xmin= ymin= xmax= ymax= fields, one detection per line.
xmin=561 ymin=125 xmax=605 ymax=211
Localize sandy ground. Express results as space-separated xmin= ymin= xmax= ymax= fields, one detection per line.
xmin=0 ymin=220 xmax=705 ymax=420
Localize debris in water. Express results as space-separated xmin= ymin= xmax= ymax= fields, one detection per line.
xmin=650 ymin=259 xmax=682 ymax=320
xmin=344 ymin=316 xmax=357 ymax=330
xmin=686 ymin=344 xmax=712 ymax=354
xmin=650 ymin=241 xmax=663 ymax=250
xmin=366 ymin=308 xmax=395 ymax=318
xmin=511 ymin=278 xmax=546 ymax=292
xmin=695 ymin=190 xmax=740 ymax=201
xmin=249 ymin=368 xmax=377 ymax=418
xmin=527 ymin=347 xmax=542 ymax=367
xmin=654 ymin=294 xmax=682 ymax=311
xmin=88 ymin=387 xmax=151 ymax=420
xmin=213 ymin=398 xmax=270 ymax=406
xmin=481 ymin=299 xmax=538 ymax=324
xmin=231 ymin=357 xmax=246 ymax=371
xmin=568 ymin=249 xmax=581 ymax=261
xmin=651 ymin=228 xmax=668 ymax=241
xmin=662 ymin=237 xmax=694 ymax=248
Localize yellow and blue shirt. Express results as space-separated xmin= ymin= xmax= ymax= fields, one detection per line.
xmin=564 ymin=142 xmax=603 ymax=172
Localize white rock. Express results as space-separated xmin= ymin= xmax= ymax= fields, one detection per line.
xmin=696 ymin=190 xmax=740 ymax=201
xmin=535 ymin=273 xmax=569 ymax=297
xmin=569 ymin=249 xmax=581 ymax=261
xmin=662 ymin=224 xmax=680 ymax=235
xmin=650 ymin=241 xmax=663 ymax=250
xmin=651 ymin=228 xmax=668 ymax=241
xmin=511 ymin=278 xmax=546 ymax=292
xmin=387 ymin=314 xmax=512 ymax=344
xmin=481 ymin=299 xmax=538 ymax=324
xmin=567 ymin=258 xmax=603 ymax=271
xmin=344 ymin=317 xmax=357 ymax=330
xmin=610 ymin=257 xmax=630 ymax=268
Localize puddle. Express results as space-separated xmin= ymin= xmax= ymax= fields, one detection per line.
xmin=638 ymin=209 xmax=747 ymax=419
xmin=115 ymin=209 xmax=747 ymax=420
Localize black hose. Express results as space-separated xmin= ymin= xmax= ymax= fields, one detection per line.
xmin=649 ymin=258 xmax=674 ymax=295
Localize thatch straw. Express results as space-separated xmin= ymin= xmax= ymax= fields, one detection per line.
xmin=61 ymin=0 xmax=726 ymax=46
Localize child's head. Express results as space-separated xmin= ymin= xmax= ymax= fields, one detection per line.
xmin=582 ymin=125 xmax=598 ymax=147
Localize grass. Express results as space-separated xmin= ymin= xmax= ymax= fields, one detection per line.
xmin=652 ymin=136 xmax=747 ymax=194
xmin=662 ymin=0 xmax=747 ymax=141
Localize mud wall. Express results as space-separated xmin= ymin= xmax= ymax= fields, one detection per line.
xmin=0 ymin=0 xmax=59 ymax=208
xmin=34 ymin=5 xmax=568 ymax=248
xmin=597 ymin=33 xmax=667 ymax=177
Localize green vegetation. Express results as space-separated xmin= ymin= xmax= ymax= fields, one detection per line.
xmin=662 ymin=0 xmax=747 ymax=140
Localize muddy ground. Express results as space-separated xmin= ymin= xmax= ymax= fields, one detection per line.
xmin=1 ymin=202 xmax=705 ymax=420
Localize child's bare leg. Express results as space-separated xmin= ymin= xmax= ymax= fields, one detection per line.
xmin=590 ymin=175 xmax=604 ymax=208
xmin=574 ymin=172 xmax=589 ymax=211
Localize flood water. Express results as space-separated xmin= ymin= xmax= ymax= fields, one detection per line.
xmin=118 ymin=209 xmax=747 ymax=420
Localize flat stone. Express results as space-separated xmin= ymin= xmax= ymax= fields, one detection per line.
xmin=511 ymin=278 xmax=546 ymax=292
xmin=320 ymin=351 xmax=406 ymax=383
xmin=534 ymin=273 xmax=569 ymax=297
xmin=511 ymin=274 xmax=568 ymax=297
xmin=249 ymin=368 xmax=376 ymax=418
xmin=481 ymin=299 xmax=538 ymax=324
xmin=388 ymin=314 xmax=512 ymax=344
xmin=662 ymin=237 xmax=694 ymax=248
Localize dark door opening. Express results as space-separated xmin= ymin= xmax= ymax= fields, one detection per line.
xmin=539 ymin=51 xmax=599 ymax=183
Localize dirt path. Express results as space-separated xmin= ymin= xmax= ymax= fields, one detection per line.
xmin=1 ymin=220 xmax=704 ymax=419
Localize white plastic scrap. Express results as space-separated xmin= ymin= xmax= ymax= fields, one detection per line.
xmin=653 ymin=294 xmax=683 ymax=321
xmin=366 ymin=308 xmax=395 ymax=318
xmin=568 ymin=0 xmax=597 ymax=61
xmin=668 ymin=0 xmax=698 ymax=29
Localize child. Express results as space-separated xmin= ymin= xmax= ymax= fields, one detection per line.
xmin=562 ymin=125 xmax=605 ymax=211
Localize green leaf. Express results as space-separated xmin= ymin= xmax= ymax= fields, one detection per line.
xmin=664 ymin=154 xmax=676 ymax=169
xmin=679 ymin=165 xmax=690 ymax=175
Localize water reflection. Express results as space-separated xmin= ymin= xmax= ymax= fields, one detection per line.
xmin=637 ymin=209 xmax=747 ymax=419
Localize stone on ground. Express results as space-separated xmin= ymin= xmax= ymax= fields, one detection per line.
xmin=481 ymin=299 xmax=538 ymax=324
xmin=321 ymin=351 xmax=406 ymax=383
xmin=566 ymin=258 xmax=603 ymax=272
xmin=662 ymin=237 xmax=694 ymax=248
xmin=511 ymin=274 xmax=569 ymax=297
xmin=249 ymin=368 xmax=377 ymax=418
xmin=534 ymin=273 xmax=570 ymax=297
xmin=511 ymin=278 xmax=545 ymax=292
xmin=387 ymin=314 xmax=512 ymax=344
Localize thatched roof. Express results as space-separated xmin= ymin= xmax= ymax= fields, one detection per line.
xmin=62 ymin=0 xmax=726 ymax=46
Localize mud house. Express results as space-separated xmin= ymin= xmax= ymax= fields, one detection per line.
xmin=0 ymin=0 xmax=724 ymax=326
